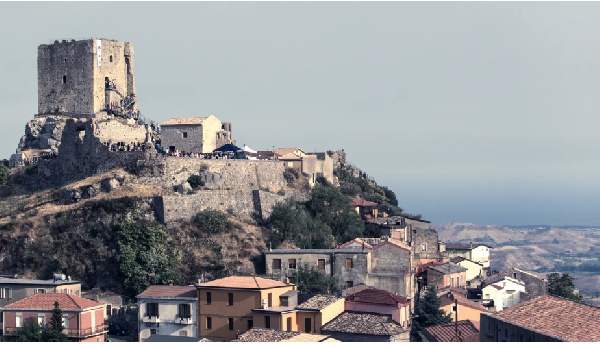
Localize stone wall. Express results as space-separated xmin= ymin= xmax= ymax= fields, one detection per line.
xmin=333 ymin=252 xmax=370 ymax=290
xmin=93 ymin=118 xmax=148 ymax=144
xmin=160 ymin=124 xmax=204 ymax=153
xmin=93 ymin=40 xmax=132 ymax=113
xmin=508 ymin=268 xmax=548 ymax=297
xmin=412 ymin=229 xmax=442 ymax=261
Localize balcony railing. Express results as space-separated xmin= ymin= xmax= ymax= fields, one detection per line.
xmin=3 ymin=324 xmax=108 ymax=338
xmin=175 ymin=317 xmax=193 ymax=325
xmin=141 ymin=315 xmax=160 ymax=323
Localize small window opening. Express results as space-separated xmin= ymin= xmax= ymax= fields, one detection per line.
xmin=182 ymin=132 xmax=188 ymax=139
xmin=109 ymin=55 xmax=113 ymax=62
xmin=64 ymin=59 xmax=67 ymax=63
xmin=62 ymin=75 xmax=67 ymax=84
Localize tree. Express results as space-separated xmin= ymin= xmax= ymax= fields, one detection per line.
xmin=411 ymin=286 xmax=452 ymax=340
xmin=193 ymin=209 xmax=229 ymax=235
xmin=295 ymin=263 xmax=340 ymax=295
xmin=339 ymin=182 xmax=361 ymax=197
xmin=381 ymin=186 xmax=399 ymax=207
xmin=547 ymin=272 xmax=582 ymax=301
xmin=0 ymin=161 xmax=9 ymax=186
xmin=15 ymin=318 xmax=42 ymax=342
xmin=187 ymin=175 xmax=204 ymax=189
xmin=268 ymin=200 xmax=334 ymax=249
xmin=43 ymin=301 xmax=68 ymax=342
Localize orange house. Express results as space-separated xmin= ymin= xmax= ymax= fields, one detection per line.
xmin=1 ymin=293 xmax=107 ymax=342
xmin=426 ymin=262 xmax=468 ymax=290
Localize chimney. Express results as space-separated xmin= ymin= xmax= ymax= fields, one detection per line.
xmin=269 ymin=242 xmax=272 ymax=252
xmin=470 ymin=241 xmax=473 ymax=249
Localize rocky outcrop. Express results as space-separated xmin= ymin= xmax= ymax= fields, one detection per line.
xmin=80 ymin=185 xmax=99 ymax=199
xmin=101 ymin=178 xmax=120 ymax=192
xmin=59 ymin=188 xmax=81 ymax=205
xmin=18 ymin=116 xmax=67 ymax=152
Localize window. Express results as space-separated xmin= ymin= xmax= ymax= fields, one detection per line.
xmin=281 ymin=297 xmax=288 ymax=307
xmin=273 ymin=259 xmax=281 ymax=270
xmin=182 ymin=132 xmax=188 ymax=139
xmin=288 ymin=259 xmax=297 ymax=269
xmin=62 ymin=315 xmax=68 ymax=329
xmin=178 ymin=304 xmax=191 ymax=319
xmin=109 ymin=55 xmax=113 ymax=63
xmin=287 ymin=277 xmax=295 ymax=284
xmin=421 ymin=244 xmax=427 ymax=252
xmin=318 ymin=259 xmax=325 ymax=270
xmin=346 ymin=258 xmax=353 ymax=269
xmin=150 ymin=329 xmax=157 ymax=335
xmin=247 ymin=320 xmax=253 ymax=330
xmin=0 ymin=288 xmax=8 ymax=299
xmin=106 ymin=305 xmax=112 ymax=316
xmin=451 ymin=278 xmax=454 ymax=287
xmin=35 ymin=289 xmax=46 ymax=294
xmin=16 ymin=315 xmax=23 ymax=328
xmin=75 ymin=290 xmax=79 ymax=296
xmin=304 ymin=318 xmax=311 ymax=333
xmin=206 ymin=292 xmax=211 ymax=304
xmin=206 ymin=317 xmax=212 ymax=329
xmin=228 ymin=318 xmax=234 ymax=331
xmin=38 ymin=315 xmax=45 ymax=327
xmin=460 ymin=275 xmax=463 ymax=287
xmin=346 ymin=281 xmax=353 ymax=289
xmin=180 ymin=330 xmax=188 ymax=337
xmin=228 ymin=293 xmax=233 ymax=306
xmin=268 ymin=293 xmax=273 ymax=307
xmin=286 ymin=317 xmax=292 ymax=332
xmin=485 ymin=294 xmax=490 ymax=299
xmin=456 ymin=277 xmax=460 ymax=287
xmin=0 ymin=288 xmax=4 ymax=298
xmin=62 ymin=75 xmax=67 ymax=84
xmin=265 ymin=316 xmax=271 ymax=329
xmin=451 ymin=305 xmax=458 ymax=313
xmin=146 ymin=303 xmax=159 ymax=317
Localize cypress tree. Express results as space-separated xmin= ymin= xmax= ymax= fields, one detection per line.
xmin=411 ymin=286 xmax=453 ymax=340
xmin=43 ymin=301 xmax=68 ymax=342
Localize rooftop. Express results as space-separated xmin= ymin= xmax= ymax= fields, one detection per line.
xmin=422 ymin=320 xmax=480 ymax=342
xmin=440 ymin=294 xmax=487 ymax=312
xmin=487 ymin=295 xmax=600 ymax=342
xmin=296 ymin=295 xmax=342 ymax=311
xmin=321 ymin=311 xmax=406 ymax=336
xmin=137 ymin=285 xmax=197 ymax=299
xmin=0 ymin=278 xmax=81 ymax=286
xmin=445 ymin=243 xmax=493 ymax=250
xmin=337 ymin=238 xmax=374 ymax=250
xmin=3 ymin=293 xmax=103 ymax=311
xmin=345 ymin=288 xmax=410 ymax=307
xmin=429 ymin=262 xmax=468 ymax=275
xmin=233 ymin=328 xmax=330 ymax=342
xmin=342 ymin=284 xmax=375 ymax=296
xmin=196 ymin=276 xmax=289 ymax=290
xmin=265 ymin=249 xmax=369 ymax=255
xmin=351 ymin=198 xmax=378 ymax=207
xmin=274 ymin=148 xmax=304 ymax=157
xmin=373 ymin=239 xmax=411 ymax=253
xmin=162 ymin=117 xmax=209 ymax=126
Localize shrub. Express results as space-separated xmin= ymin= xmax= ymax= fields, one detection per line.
xmin=0 ymin=161 xmax=9 ymax=186
xmin=187 ymin=175 xmax=205 ymax=189
xmin=193 ymin=209 xmax=229 ymax=235
xmin=340 ymin=182 xmax=361 ymax=196
xmin=25 ymin=164 xmax=38 ymax=176
xmin=277 ymin=190 xmax=285 ymax=196
xmin=283 ymin=168 xmax=299 ymax=186
xmin=24 ymin=209 xmax=39 ymax=218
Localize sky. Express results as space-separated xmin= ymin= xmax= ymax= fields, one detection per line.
xmin=1 ymin=2 xmax=599 ymax=226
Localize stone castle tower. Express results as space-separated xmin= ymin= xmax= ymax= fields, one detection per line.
xmin=37 ymin=38 xmax=136 ymax=116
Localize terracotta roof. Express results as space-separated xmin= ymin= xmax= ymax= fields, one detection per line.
xmin=428 ymin=262 xmax=468 ymax=275
xmin=162 ymin=117 xmax=208 ymax=126
xmin=422 ymin=320 xmax=480 ymax=342
xmin=4 ymin=293 xmax=103 ymax=311
xmin=487 ymin=295 xmax=600 ymax=342
xmin=296 ymin=295 xmax=342 ymax=311
xmin=274 ymin=148 xmax=303 ymax=157
xmin=350 ymin=198 xmax=378 ymax=207
xmin=137 ymin=285 xmax=197 ymax=299
xmin=373 ymin=239 xmax=411 ymax=253
xmin=440 ymin=295 xmax=487 ymax=312
xmin=233 ymin=328 xmax=329 ymax=342
xmin=337 ymin=238 xmax=373 ymax=250
xmin=277 ymin=153 xmax=301 ymax=160
xmin=196 ymin=276 xmax=289 ymax=290
xmin=321 ymin=311 xmax=407 ymax=336
xmin=342 ymin=284 xmax=374 ymax=296
xmin=346 ymin=288 xmax=410 ymax=306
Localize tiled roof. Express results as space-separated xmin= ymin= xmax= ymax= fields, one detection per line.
xmin=277 ymin=153 xmax=301 ymax=160
xmin=337 ymin=238 xmax=373 ymax=250
xmin=373 ymin=239 xmax=411 ymax=253
xmin=162 ymin=117 xmax=208 ymax=125
xmin=343 ymin=284 xmax=374 ymax=296
xmin=296 ymin=295 xmax=342 ymax=311
xmin=351 ymin=198 xmax=378 ymax=207
xmin=346 ymin=288 xmax=410 ymax=306
xmin=417 ymin=261 xmax=445 ymax=274
xmin=440 ymin=295 xmax=487 ymax=312
xmin=0 ymin=278 xmax=81 ymax=286
xmin=4 ymin=293 xmax=103 ymax=310
xmin=422 ymin=320 xmax=480 ymax=342
xmin=196 ymin=276 xmax=289 ymax=289
xmin=321 ymin=311 xmax=406 ymax=336
xmin=450 ymin=256 xmax=467 ymax=263
xmin=137 ymin=285 xmax=197 ymax=299
xmin=488 ymin=295 xmax=600 ymax=342
xmin=274 ymin=148 xmax=303 ymax=157
xmin=445 ymin=243 xmax=493 ymax=250
xmin=233 ymin=328 xmax=329 ymax=342
xmin=429 ymin=262 xmax=468 ymax=275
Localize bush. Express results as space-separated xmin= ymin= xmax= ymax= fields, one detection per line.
xmin=0 ymin=161 xmax=9 ymax=186
xmin=340 ymin=182 xmax=361 ymax=196
xmin=24 ymin=209 xmax=39 ymax=218
xmin=193 ymin=209 xmax=229 ymax=235
xmin=25 ymin=164 xmax=38 ymax=176
xmin=187 ymin=175 xmax=205 ymax=189
xmin=277 ymin=190 xmax=285 ymax=196
xmin=283 ymin=168 xmax=299 ymax=186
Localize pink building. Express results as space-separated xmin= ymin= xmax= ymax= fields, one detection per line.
xmin=344 ymin=288 xmax=411 ymax=327
xmin=1 ymin=293 xmax=107 ymax=342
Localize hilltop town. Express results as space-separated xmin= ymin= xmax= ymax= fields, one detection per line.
xmin=0 ymin=38 xmax=598 ymax=343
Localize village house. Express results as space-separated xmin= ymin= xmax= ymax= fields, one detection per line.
xmin=350 ymin=198 xmax=382 ymax=221
xmin=420 ymin=320 xmax=480 ymax=342
xmin=505 ymin=268 xmax=548 ymax=298
xmin=344 ymin=288 xmax=411 ymax=328
xmin=481 ymin=276 xmax=526 ymax=311
xmin=320 ymin=311 xmax=409 ymax=342
xmin=450 ymin=256 xmax=484 ymax=282
xmin=160 ymin=115 xmax=233 ymax=154
xmin=1 ymin=293 xmax=107 ymax=342
xmin=136 ymin=285 xmax=197 ymax=342
xmin=426 ymin=262 xmax=468 ymax=290
xmin=480 ymin=295 xmax=600 ymax=342
xmin=438 ymin=293 xmax=488 ymax=323
xmin=446 ymin=243 xmax=493 ymax=269
xmin=195 ymin=276 xmax=294 ymax=342
xmin=233 ymin=327 xmax=339 ymax=342
xmin=274 ymin=148 xmax=334 ymax=186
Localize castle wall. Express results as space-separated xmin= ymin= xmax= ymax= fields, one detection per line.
xmin=93 ymin=119 xmax=148 ymax=144
xmin=93 ymin=40 xmax=130 ymax=113
xmin=38 ymin=40 xmax=95 ymax=115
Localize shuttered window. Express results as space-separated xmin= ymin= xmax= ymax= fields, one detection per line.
xmin=273 ymin=259 xmax=281 ymax=270
xmin=346 ymin=258 xmax=353 ymax=269
xmin=178 ymin=304 xmax=191 ymax=319
xmin=318 ymin=259 xmax=325 ymax=270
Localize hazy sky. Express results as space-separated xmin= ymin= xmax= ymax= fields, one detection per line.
xmin=1 ymin=2 xmax=600 ymax=226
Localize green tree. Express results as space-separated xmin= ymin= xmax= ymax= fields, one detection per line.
xmin=43 ymin=301 xmax=68 ymax=342
xmin=411 ymin=286 xmax=453 ymax=340
xmin=547 ymin=272 xmax=582 ymax=301
xmin=381 ymin=186 xmax=399 ymax=207
xmin=187 ymin=175 xmax=205 ymax=189
xmin=268 ymin=200 xmax=334 ymax=249
xmin=15 ymin=318 xmax=42 ymax=342
xmin=0 ymin=161 xmax=9 ymax=186
xmin=193 ymin=209 xmax=229 ymax=235
xmin=295 ymin=263 xmax=340 ymax=295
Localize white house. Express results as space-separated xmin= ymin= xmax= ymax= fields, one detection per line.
xmin=482 ymin=276 xmax=526 ymax=312
xmin=137 ymin=285 xmax=197 ymax=342
xmin=450 ymin=256 xmax=484 ymax=281
xmin=446 ymin=243 xmax=492 ymax=268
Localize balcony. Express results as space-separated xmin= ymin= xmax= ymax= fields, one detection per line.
xmin=175 ymin=317 xmax=193 ymax=325
xmin=3 ymin=324 xmax=108 ymax=338
xmin=142 ymin=315 xmax=160 ymax=323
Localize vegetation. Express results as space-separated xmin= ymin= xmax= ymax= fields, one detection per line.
xmin=193 ymin=209 xmax=229 ymax=236
xmin=187 ymin=175 xmax=205 ymax=189
xmin=295 ymin=263 xmax=340 ymax=295
xmin=283 ymin=168 xmax=299 ymax=187
xmin=15 ymin=318 xmax=43 ymax=342
xmin=268 ymin=200 xmax=334 ymax=249
xmin=547 ymin=272 xmax=582 ymax=301
xmin=411 ymin=286 xmax=453 ymax=340
xmin=0 ymin=161 xmax=8 ymax=186
xmin=277 ymin=189 xmax=285 ymax=196
xmin=43 ymin=301 xmax=68 ymax=342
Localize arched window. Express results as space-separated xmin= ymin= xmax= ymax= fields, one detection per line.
xmin=62 ymin=75 xmax=67 ymax=84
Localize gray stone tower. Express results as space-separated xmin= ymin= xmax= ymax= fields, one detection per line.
xmin=37 ymin=38 xmax=136 ymax=116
